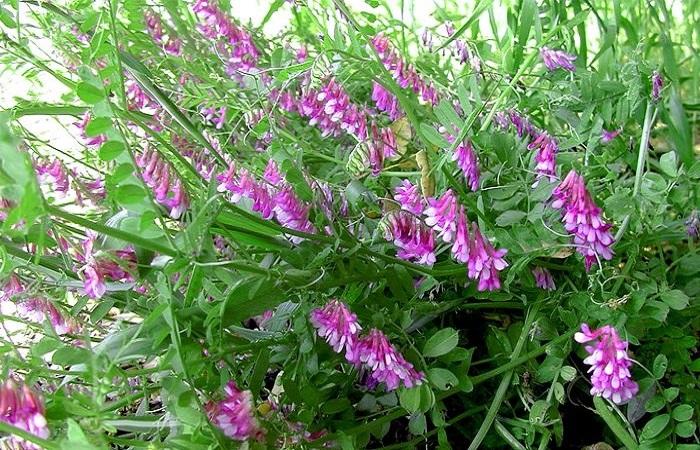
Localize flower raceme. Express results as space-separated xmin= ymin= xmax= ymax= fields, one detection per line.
xmin=540 ymin=47 xmax=577 ymax=72
xmin=310 ymin=299 xmax=362 ymax=362
xmin=552 ymin=170 xmax=615 ymax=270
xmin=136 ymin=148 xmax=190 ymax=219
xmin=207 ymin=381 xmax=262 ymax=441
xmin=452 ymin=141 xmax=480 ymax=192
xmin=393 ymin=180 xmax=425 ymax=215
xmin=310 ymin=300 xmax=424 ymax=391
xmin=532 ymin=266 xmax=555 ymax=291
xmin=380 ymin=210 xmax=437 ymax=266
xmin=575 ymin=324 xmax=639 ymax=405
xmin=0 ymin=380 xmax=50 ymax=449
xmin=144 ymin=10 xmax=182 ymax=56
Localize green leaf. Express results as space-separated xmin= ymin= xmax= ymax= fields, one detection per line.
xmin=652 ymin=354 xmax=668 ymax=379
xmin=672 ymin=404 xmax=694 ymax=422
xmin=408 ymin=412 xmax=427 ymax=435
xmin=419 ymin=123 xmax=449 ymax=148
xmin=495 ymin=210 xmax=527 ymax=227
xmin=399 ymin=386 xmax=421 ymax=413
xmin=641 ymin=414 xmax=670 ymax=440
xmin=99 ymin=141 xmax=124 ymax=161
xmin=281 ymin=161 xmax=314 ymax=202
xmin=676 ymin=421 xmax=697 ymax=439
xmin=659 ymin=152 xmax=677 ymax=177
xmin=423 ymin=328 xmax=459 ymax=358
xmin=514 ymin=0 xmax=536 ymax=69
xmin=76 ymin=82 xmax=105 ymax=104
xmin=427 ymin=368 xmax=458 ymax=391
xmin=52 ymin=346 xmax=92 ymax=366
xmin=85 ymin=117 xmax=111 ymax=136
xmin=660 ymin=289 xmax=689 ymax=310
xmin=115 ymin=184 xmax=147 ymax=207
xmin=559 ymin=365 xmax=576 ymax=382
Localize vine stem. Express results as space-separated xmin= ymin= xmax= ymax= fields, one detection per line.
xmin=468 ymin=302 xmax=541 ymax=449
xmin=614 ymin=101 xmax=655 ymax=243
xmin=593 ymin=396 xmax=639 ymax=449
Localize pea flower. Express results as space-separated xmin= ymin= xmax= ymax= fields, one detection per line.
xmin=0 ymin=380 xmax=50 ymax=449
xmin=601 ymin=129 xmax=621 ymax=144
xmin=467 ymin=222 xmax=509 ymax=291
xmin=144 ymin=10 xmax=182 ymax=56
xmin=424 ymin=189 xmax=459 ymax=242
xmin=552 ymin=170 xmax=614 ymax=270
xmin=540 ymin=47 xmax=576 ymax=72
xmin=575 ymin=324 xmax=638 ymax=405
xmin=380 ymin=210 xmax=436 ymax=266
xmin=371 ymin=82 xmax=403 ymax=120
xmin=136 ymin=148 xmax=190 ymax=219
xmin=35 ymin=159 xmax=70 ymax=195
xmin=532 ymin=267 xmax=555 ymax=291
xmin=206 ymin=381 xmax=262 ymax=441
xmin=527 ymin=131 xmax=559 ymax=183
xmin=74 ymin=113 xmax=107 ymax=148
xmin=452 ymin=141 xmax=480 ymax=191
xmin=17 ymin=298 xmax=78 ymax=335
xmin=651 ymin=71 xmax=663 ymax=102
xmin=685 ymin=210 xmax=699 ymax=239
xmin=201 ymin=106 xmax=227 ymax=129
xmin=299 ymin=78 xmax=367 ymax=140
xmin=393 ymin=180 xmax=425 ymax=215
xmin=273 ymin=186 xmax=316 ymax=242
xmin=355 ymin=329 xmax=424 ymax=391
xmin=310 ymin=299 xmax=362 ymax=362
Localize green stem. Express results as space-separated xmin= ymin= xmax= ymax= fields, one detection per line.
xmin=468 ymin=303 xmax=541 ymax=450
xmin=593 ymin=396 xmax=639 ymax=449
xmin=614 ymin=101 xmax=655 ymax=243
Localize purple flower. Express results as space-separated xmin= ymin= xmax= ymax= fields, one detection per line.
xmin=0 ymin=380 xmax=50 ymax=448
xmin=296 ymin=46 xmax=308 ymax=63
xmin=424 ymin=189 xmax=459 ymax=242
xmin=193 ymin=0 xmax=260 ymax=73
xmin=651 ymin=71 xmax=663 ymax=102
xmin=371 ymin=82 xmax=403 ymax=120
xmin=263 ymin=160 xmax=282 ymax=185
xmin=355 ymin=329 xmax=424 ymax=391
xmin=381 ymin=211 xmax=436 ymax=266
xmin=575 ymin=324 xmax=638 ymax=405
xmin=532 ymin=267 xmax=555 ymax=291
xmin=552 ymin=171 xmax=614 ymax=270
xmin=601 ymin=129 xmax=621 ymax=144
xmin=508 ymin=109 xmax=536 ymax=138
xmin=125 ymin=78 xmax=154 ymax=111
xmin=685 ymin=210 xmax=699 ymax=239
xmin=299 ymin=79 xmax=367 ymax=140
xmin=273 ymin=186 xmax=316 ymax=242
xmin=144 ymin=10 xmax=182 ymax=56
xmin=452 ymin=141 xmax=480 ymax=191
xmin=527 ymin=132 xmax=558 ymax=183
xmin=17 ymin=298 xmax=78 ymax=335
xmin=393 ymin=180 xmax=424 ymax=215
xmin=80 ymin=265 xmax=106 ymax=299
xmin=206 ymin=381 xmax=261 ymax=441
xmin=451 ymin=206 xmax=470 ymax=263
xmin=35 ymin=159 xmax=70 ymax=195
xmin=136 ymin=149 xmax=190 ymax=219
xmin=310 ymin=299 xmax=362 ymax=362
xmin=201 ymin=106 xmax=227 ymax=129
xmin=371 ymin=34 xmax=439 ymax=106
xmin=467 ymin=223 xmax=508 ymax=291
xmin=540 ymin=47 xmax=576 ymax=72
xmin=74 ymin=113 xmax=107 ymax=148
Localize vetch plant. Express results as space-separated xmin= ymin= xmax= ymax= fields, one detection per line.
xmin=0 ymin=0 xmax=698 ymax=448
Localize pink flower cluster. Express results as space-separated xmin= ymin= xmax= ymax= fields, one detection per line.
xmin=391 ymin=184 xmax=507 ymax=290
xmin=17 ymin=298 xmax=78 ymax=335
xmin=651 ymin=71 xmax=663 ymax=102
xmin=540 ymin=47 xmax=576 ymax=72
xmin=217 ymin=160 xmax=315 ymax=242
xmin=0 ymin=380 xmax=50 ymax=449
xmin=371 ymin=82 xmax=403 ymax=121
xmin=310 ymin=300 xmax=424 ymax=391
xmin=171 ymin=134 xmax=220 ymax=180
xmin=74 ymin=113 xmax=107 ymax=148
xmin=77 ymin=232 xmax=137 ymax=299
xmin=299 ymin=78 xmax=367 ymax=140
xmin=532 ymin=266 xmax=555 ymax=291
xmin=207 ymin=381 xmax=262 ymax=441
xmin=381 ymin=210 xmax=436 ymax=266
xmin=201 ymin=106 xmax=227 ymax=129
xmin=601 ymin=129 xmax=621 ymax=144
xmin=552 ymin=170 xmax=614 ymax=270
xmin=35 ymin=159 xmax=70 ymax=195
xmin=192 ymin=0 xmax=260 ymax=74
xmin=371 ymin=34 xmax=438 ymax=106
xmin=496 ymin=110 xmax=558 ymax=184
xmin=136 ymin=148 xmax=190 ymax=219
xmin=144 ymin=10 xmax=182 ymax=56
xmin=575 ymin=324 xmax=638 ymax=405
xmin=452 ymin=141 xmax=480 ymax=191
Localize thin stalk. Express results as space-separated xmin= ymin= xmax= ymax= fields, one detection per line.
xmin=593 ymin=396 xmax=639 ymax=449
xmin=494 ymin=419 xmax=527 ymax=450
xmin=468 ymin=303 xmax=541 ymax=450
xmin=614 ymin=102 xmax=655 ymax=243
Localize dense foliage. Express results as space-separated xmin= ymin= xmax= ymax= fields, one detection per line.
xmin=0 ymin=0 xmax=699 ymax=448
